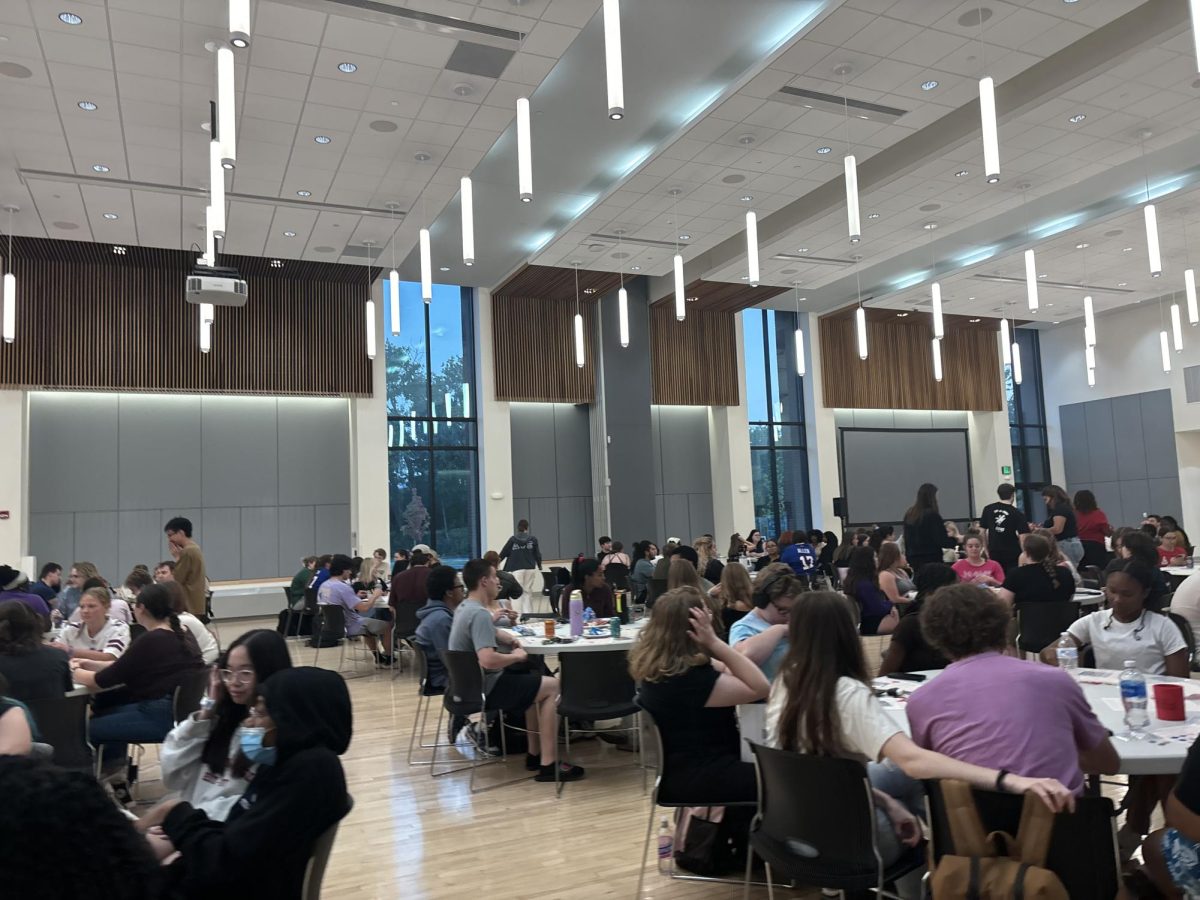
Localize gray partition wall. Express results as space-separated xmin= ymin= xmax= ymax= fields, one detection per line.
xmin=1059 ymin=389 xmax=1181 ymax=525
xmin=27 ymin=392 xmax=352 ymax=583
xmin=509 ymin=402 xmax=595 ymax=560
xmin=651 ymin=406 xmax=714 ymax=542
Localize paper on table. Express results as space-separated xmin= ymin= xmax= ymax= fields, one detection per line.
xmin=1102 ymin=698 xmax=1200 ymax=714
xmin=872 ymin=677 xmax=921 ymax=695
xmin=1075 ymin=669 xmax=1120 ymax=685
xmin=1153 ymin=723 xmax=1200 ymax=744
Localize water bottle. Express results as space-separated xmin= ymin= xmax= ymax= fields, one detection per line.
xmin=657 ymin=817 xmax=673 ymax=873
xmin=1055 ymin=633 xmax=1078 ymax=670
xmin=1120 ymin=659 xmax=1150 ymax=737
xmin=568 ymin=593 xmax=584 ymax=637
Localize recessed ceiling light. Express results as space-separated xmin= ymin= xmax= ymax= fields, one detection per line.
xmin=631 ymin=265 xmax=641 ymax=270
xmin=867 ymin=213 xmax=879 ymax=219
xmin=283 ymin=231 xmax=296 ymax=237
xmin=816 ymin=146 xmax=832 ymax=154
xmin=92 ymin=164 xmax=109 ymax=173
xmin=954 ymin=170 xmax=969 ymax=177
xmin=920 ymin=80 xmax=938 ymax=91
xmin=740 ymin=275 xmax=749 ymax=280
xmin=296 ymin=190 xmax=311 ymax=198
xmin=1075 ymin=242 xmax=1089 ymax=249
xmin=414 ymin=151 xmax=431 ymax=162
xmin=969 ymin=318 xmax=981 ymax=323
xmin=112 ymin=246 xmax=126 ymax=255
xmin=270 ymin=259 xmax=283 ymax=268
xmin=102 ymin=212 xmax=118 ymax=220
xmin=583 ymin=288 xmax=597 ymax=295
xmin=1122 ymin=246 xmax=1133 ymax=252
xmin=737 ymin=134 xmax=756 ymax=145
xmin=77 ymin=100 xmax=96 ymax=111
xmin=314 ymin=135 xmax=332 ymax=144
xmin=1118 ymin=282 xmax=1127 ymax=287
xmin=679 ymin=234 xmax=690 ymax=240
xmin=337 ymin=62 xmax=357 ymax=73
xmin=1047 ymin=302 xmax=1054 ymax=307
xmin=58 ymin=12 xmax=82 ymax=25
xmin=896 ymin=312 xmax=909 ymax=317
xmin=923 ymin=222 xmax=937 ymax=230
xmin=1068 ymin=113 xmax=1086 ymax=124
xmin=740 ymin=195 xmax=753 ymax=202
xmin=1038 ymin=273 xmax=1047 ymax=278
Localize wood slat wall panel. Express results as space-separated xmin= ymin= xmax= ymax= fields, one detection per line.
xmin=494 ymin=264 xmax=623 ymax=302
xmin=648 ymin=304 xmax=739 ymax=406
xmin=492 ymin=294 xmax=596 ymax=402
xmin=650 ymin=279 xmax=788 ymax=314
xmin=818 ymin=313 xmax=1003 ymax=411
xmin=0 ymin=254 xmax=370 ymax=396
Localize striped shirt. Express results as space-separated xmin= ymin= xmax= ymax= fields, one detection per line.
xmin=62 ymin=617 xmax=130 ymax=659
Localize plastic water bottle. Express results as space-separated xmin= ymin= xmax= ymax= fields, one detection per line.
xmin=657 ymin=817 xmax=673 ymax=873
xmin=568 ymin=593 xmax=584 ymax=637
xmin=1120 ymin=659 xmax=1150 ymax=738
xmin=1055 ymin=633 xmax=1078 ymax=670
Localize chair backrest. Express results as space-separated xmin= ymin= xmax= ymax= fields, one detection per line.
xmin=1168 ymin=611 xmax=1196 ymax=659
xmin=1014 ymin=601 xmax=1079 ymax=654
xmin=540 ymin=571 xmax=556 ymax=596
xmin=393 ymin=601 xmax=420 ymax=638
xmin=282 ymin=587 xmax=295 ymax=608
xmin=603 ymin=563 xmax=631 ymax=591
xmin=440 ymin=649 xmax=486 ymax=712
xmin=128 ymin=623 xmax=147 ymax=643
xmin=173 ymin=667 xmax=211 ymax=724
xmin=1079 ymin=565 xmax=1102 ymax=585
xmin=409 ymin=639 xmax=444 ymax=697
xmin=317 ymin=604 xmax=348 ymax=641
xmin=302 ymin=795 xmax=353 ymax=900
xmin=24 ymin=693 xmax=93 ymax=771
xmin=646 ymin=577 xmax=668 ymax=607
xmin=303 ymin=587 xmax=318 ymax=614
xmin=557 ymin=650 xmax=635 ymax=719
xmin=923 ymin=780 xmax=1118 ymax=899
xmin=550 ymin=566 xmax=571 ymax=586
xmin=749 ymin=743 xmax=881 ymax=873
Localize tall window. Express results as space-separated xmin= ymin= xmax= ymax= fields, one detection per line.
xmin=743 ymin=309 xmax=811 ymax=540
xmin=1007 ymin=327 xmax=1050 ymax=521
xmin=385 ymin=280 xmax=478 ymax=566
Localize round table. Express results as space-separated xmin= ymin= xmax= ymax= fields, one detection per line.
xmin=502 ymin=620 xmax=646 ymax=654
xmin=1164 ymin=566 xmax=1197 ymax=589
xmin=878 ymin=668 xmax=1195 ymax=775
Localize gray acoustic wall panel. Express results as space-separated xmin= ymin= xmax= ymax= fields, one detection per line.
xmin=1059 ymin=389 xmax=1181 ymax=526
xmin=27 ymin=393 xmax=352 ymax=584
xmin=650 ymin=406 xmax=714 ymax=543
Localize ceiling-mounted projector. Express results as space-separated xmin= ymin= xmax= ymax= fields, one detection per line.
xmin=185 ymin=262 xmax=248 ymax=307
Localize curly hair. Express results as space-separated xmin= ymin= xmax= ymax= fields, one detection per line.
xmin=919 ymin=583 xmax=1010 ymax=660
xmin=0 ymin=757 xmax=166 ymax=899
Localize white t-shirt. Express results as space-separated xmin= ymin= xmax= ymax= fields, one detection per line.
xmin=62 ymin=617 xmax=130 ymax=658
xmin=1170 ymin=573 xmax=1200 ymax=637
xmin=1067 ymin=609 xmax=1187 ymax=675
xmin=179 ymin=612 xmax=220 ymax=664
xmin=68 ymin=596 xmax=132 ymax=625
xmin=765 ymin=675 xmax=901 ymax=764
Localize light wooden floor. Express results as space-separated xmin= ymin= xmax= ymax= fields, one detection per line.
xmin=131 ymin=617 xmax=818 ymax=900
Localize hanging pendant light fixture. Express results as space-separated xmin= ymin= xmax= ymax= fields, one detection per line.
xmin=745 ymin=210 xmax=759 ymax=286
xmin=844 ymin=155 xmax=860 ymax=243
xmin=2 ymin=206 xmax=15 ymax=344
xmin=1085 ymin=344 xmax=1096 ymax=372
xmin=419 ymin=228 xmax=432 ymax=303
xmin=793 ymin=285 xmax=805 ymax=376
xmin=1187 ymin=269 xmax=1199 ymax=325
xmin=617 ymin=232 xmax=629 ymax=348
xmin=1000 ymin=317 xmax=1011 ymax=365
xmin=931 ymin=282 xmax=944 ymax=339
xmin=979 ymin=77 xmax=1000 ymax=183
xmin=1012 ymin=340 xmax=1023 ymax=384
xmin=1172 ymin=300 xmax=1184 ymax=352
xmin=1083 ymin=296 xmax=1096 ymax=348
xmin=1024 ymin=249 xmax=1038 ymax=311
xmin=209 ymin=140 xmax=225 ymax=238
xmin=516 ymin=97 xmax=532 ymax=202
xmin=573 ymin=263 xmax=585 ymax=368
xmin=228 ymin=0 xmax=250 ymax=48
xmin=199 ymin=303 xmax=214 ymax=354
xmin=1145 ymin=204 xmax=1162 ymax=277
xmin=203 ymin=205 xmax=216 ymax=267
xmin=673 ymin=254 xmax=685 ymax=321
xmin=855 ymin=268 xmax=867 ymax=360
xmin=1087 ymin=365 xmax=1096 ymax=387
xmin=217 ymin=46 xmax=236 ymax=169
xmin=1162 ymin=331 xmax=1173 ymax=373
xmin=460 ymin=176 xmax=474 ymax=266
xmin=602 ymin=0 xmax=624 ymax=119
xmin=931 ymin=337 xmax=943 ymax=383
xmin=387 ymin=203 xmax=400 ymax=336
xmin=364 ymin=245 xmax=376 ymax=359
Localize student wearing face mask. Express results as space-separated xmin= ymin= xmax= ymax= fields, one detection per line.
xmin=138 ymin=667 xmax=353 ymax=900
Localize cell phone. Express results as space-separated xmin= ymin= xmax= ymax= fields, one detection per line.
xmin=888 ymin=672 xmax=927 ymax=682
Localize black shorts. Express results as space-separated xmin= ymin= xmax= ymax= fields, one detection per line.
xmin=486 ymin=670 xmax=542 ymax=713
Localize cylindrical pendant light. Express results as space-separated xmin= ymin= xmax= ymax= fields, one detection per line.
xmin=1083 ymin=295 xmax=1096 ymax=348
xmin=1024 ymin=249 xmax=1038 ymax=311
xmin=844 ymin=155 xmax=860 ymax=243
xmin=931 ymin=281 xmax=944 ymax=339
xmin=745 ymin=211 xmax=759 ymax=286
xmin=1012 ymin=341 xmax=1022 ymax=384
xmin=573 ymin=313 xmax=585 ymax=368
xmin=1085 ymin=344 xmax=1096 ymax=371
xmin=389 ymin=269 xmax=400 ymax=336
xmin=673 ymin=253 xmax=685 ymax=321
xmin=1187 ymin=269 xmax=1199 ymax=325
xmin=199 ymin=303 xmax=214 ymax=354
xmin=794 ymin=326 xmax=805 ymax=376
xmin=419 ymin=228 xmax=432 ymax=302
xmin=217 ymin=46 xmax=236 ymax=169
xmin=602 ymin=0 xmax=623 ymax=119
xmin=2 ymin=272 xmax=15 ymax=343
xmin=931 ymin=337 xmax=943 ymax=382
xmin=1145 ymin=204 xmax=1162 ymax=277
xmin=1172 ymin=302 xmax=1184 ymax=351
xmin=228 ymin=0 xmax=250 ymax=48
xmin=1162 ymin=330 xmax=1173 ymax=372
xmin=1087 ymin=365 xmax=1096 ymax=387
xmin=209 ymin=140 xmax=225 ymax=238
xmin=1000 ymin=318 xmax=1011 ymax=365
xmin=444 ymin=391 xmax=453 ymax=417
xmin=979 ymin=76 xmax=1000 ymax=183
xmin=462 ymin=383 xmax=470 ymax=419
xmin=1189 ymin=0 xmax=1200 ymax=72
xmin=855 ymin=306 xmax=868 ymax=360
xmin=204 ymin=205 xmax=216 ymax=266
xmin=365 ymin=300 xmax=376 ymax=359
xmin=460 ymin=176 xmax=474 ymax=266
xmin=516 ymin=97 xmax=532 ymax=202
xmin=618 ymin=287 xmax=629 ymax=348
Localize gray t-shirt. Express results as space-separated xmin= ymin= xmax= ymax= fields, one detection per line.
xmin=448 ymin=598 xmax=505 ymax=691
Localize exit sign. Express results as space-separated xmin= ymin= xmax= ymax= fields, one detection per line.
xmin=1001 ymin=465 xmax=1012 ymax=475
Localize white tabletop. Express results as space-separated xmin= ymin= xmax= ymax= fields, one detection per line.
xmin=502 ymin=620 xmax=645 ymax=654
xmin=1072 ymin=588 xmax=1104 ymax=605
xmin=1164 ymin=567 xmax=1197 ymax=580
xmin=879 ymin=668 xmax=1197 ymax=776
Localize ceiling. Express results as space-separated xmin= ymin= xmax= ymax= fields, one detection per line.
xmin=0 ymin=0 xmax=1199 ymax=335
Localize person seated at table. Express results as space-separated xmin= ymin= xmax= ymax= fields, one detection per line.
xmin=0 ymin=673 xmax=33 ymax=756
xmin=726 ymin=533 xmax=745 ymax=563
xmin=951 ymin=533 xmax=1005 ymax=586
xmin=712 ymin=562 xmax=754 ymax=633
xmin=727 ymin=564 xmax=803 ymax=680
xmin=833 ymin=528 xmax=870 ymax=582
xmin=753 ymin=538 xmax=780 ymax=572
xmin=877 ymin=542 xmax=915 ymax=605
xmin=0 ymin=565 xmax=51 ymax=626
xmin=631 ymin=587 xmax=769 ymax=804
xmin=877 ymin=564 xmax=957 ymax=677
xmin=1117 ymin=529 xmax=1171 ymax=610
xmin=483 ymin=550 xmax=523 ymax=616
xmin=147 ymin=629 xmax=292 ymax=823
xmin=995 ymin=534 xmax=1075 ymax=608
xmin=317 ymin=554 xmax=392 ymax=666
xmin=51 ymin=586 xmax=131 ymax=662
xmin=157 ymin=581 xmax=219 ymax=665
xmin=392 ymin=548 xmax=410 ymax=577
xmin=766 ymin=590 xmax=1075 ymax=869
xmin=54 ymin=561 xmax=101 ymax=622
xmin=843 ymin=546 xmax=898 ymax=635
xmin=907 ymin=584 xmax=1118 ymax=797
xmin=559 ymin=557 xmax=612 ymax=620
xmin=1170 ymin=569 xmax=1200 ymax=639
xmin=1160 ymin=516 xmax=1192 ymax=553
xmin=629 ymin=541 xmax=657 ymax=603
xmin=0 ymin=600 xmax=71 ymax=702
xmin=73 ymin=583 xmax=204 ymax=787
xmin=868 ymin=524 xmax=896 ymax=553
xmin=1139 ymin=733 xmax=1200 ymax=899
xmin=1159 ymin=531 xmax=1188 ymax=568
xmin=138 ymin=667 xmax=353 ymax=898
xmin=450 ymin=559 xmax=583 ymax=782
xmin=744 ymin=529 xmax=766 ymax=557
xmin=693 ymin=535 xmax=723 ymax=584
xmin=779 ymin=530 xmax=818 ymax=578
xmin=599 ymin=540 xmax=632 ymax=571
xmin=414 ymin=566 xmax=465 ymax=693
xmin=153 ymin=559 xmax=176 ymax=584
xmin=670 ymin=546 xmax=715 ymax=593
xmin=288 ymin=556 xmax=317 ymax=610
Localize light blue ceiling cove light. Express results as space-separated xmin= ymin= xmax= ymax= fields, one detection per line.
xmin=1125 ymin=174 xmax=1193 ymax=203
xmin=680 ymin=88 xmax=724 ymax=126
xmin=615 ymin=146 xmax=653 ymax=178
xmin=890 ymin=270 xmax=932 ymax=291
xmin=758 ymin=2 xmax=828 ymax=54
xmin=1029 ymin=212 xmax=1085 ymax=240
xmin=954 ymin=245 xmax=997 ymax=268
xmin=568 ymin=194 xmax=600 ymax=218
xmin=527 ymin=231 xmax=556 ymax=253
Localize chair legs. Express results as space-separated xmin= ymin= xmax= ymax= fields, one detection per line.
xmin=635 ymin=792 xmax=658 ymax=899
xmin=556 ymin=711 xmax=648 ymax=798
xmin=406 ymin=693 xmax=440 ymax=766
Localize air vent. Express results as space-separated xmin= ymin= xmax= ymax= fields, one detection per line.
xmin=445 ymin=41 xmax=516 ymax=79
xmin=971 ymin=274 xmax=1134 ymax=295
xmin=340 ymin=243 xmax=383 ymax=260
xmin=769 ymin=252 xmax=853 ymax=267
xmin=1186 ymin=365 xmax=1200 ymax=403
xmin=776 ymin=86 xmax=907 ymax=123
xmin=588 ymin=233 xmax=678 ymax=249
xmin=313 ymin=0 xmax=522 ymax=43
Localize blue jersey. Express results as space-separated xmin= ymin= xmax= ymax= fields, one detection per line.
xmin=780 ymin=542 xmax=817 ymax=575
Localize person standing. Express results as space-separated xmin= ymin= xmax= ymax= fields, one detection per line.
xmin=901 ymin=483 xmax=959 ymax=571
xmin=1041 ymin=485 xmax=1083 ymax=569
xmin=1072 ymin=490 xmax=1112 ymax=569
xmin=29 ymin=562 xmax=61 ymax=606
xmin=498 ymin=520 xmax=543 ymax=613
xmin=978 ymin=483 xmax=1030 ymax=575
xmin=165 ymin=517 xmax=207 ymax=619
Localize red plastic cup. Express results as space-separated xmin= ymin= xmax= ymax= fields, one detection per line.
xmin=1154 ymin=683 xmax=1186 ymax=721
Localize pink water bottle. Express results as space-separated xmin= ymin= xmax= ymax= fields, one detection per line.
xmin=568 ymin=592 xmax=584 ymax=637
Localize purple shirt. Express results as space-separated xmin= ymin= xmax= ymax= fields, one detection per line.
xmin=317 ymin=578 xmax=367 ymax=636
xmin=905 ymin=652 xmax=1108 ymax=795
xmin=0 ymin=589 xmax=50 ymax=620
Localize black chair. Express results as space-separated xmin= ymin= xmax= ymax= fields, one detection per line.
xmin=923 ymin=780 xmax=1118 ymax=899
xmin=540 ymin=570 xmax=556 ymax=598
xmin=282 ymin=587 xmax=309 ymax=641
xmin=172 ymin=667 xmax=210 ymax=724
xmin=1166 ymin=611 xmax=1198 ymax=670
xmin=646 ymin=577 xmax=668 ymax=608
xmin=743 ymin=743 xmax=924 ymax=899
xmin=406 ymin=641 xmax=445 ymax=766
xmin=128 ymin=623 xmax=147 ymax=643
xmin=301 ymin=795 xmax=353 ymax=900
xmin=554 ymin=650 xmax=644 ymax=796
xmin=311 ymin=605 xmax=372 ymax=675
xmin=25 ymin=694 xmax=93 ymax=772
xmin=1014 ymin=601 xmax=1079 ymax=657
xmin=1079 ymin=564 xmax=1103 ymax=587
xmin=1080 ymin=541 xmax=1110 ymax=571
xmin=603 ymin=562 xmax=631 ymax=592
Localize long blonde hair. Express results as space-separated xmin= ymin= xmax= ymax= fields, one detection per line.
xmin=628 ymin=587 xmax=710 ymax=682
xmin=668 ymin=557 xmax=701 ymax=591
xmin=719 ymin=563 xmax=753 ymax=610
xmin=72 ymin=561 xmax=101 ymax=584
xmin=693 ymin=536 xmax=715 ymax=570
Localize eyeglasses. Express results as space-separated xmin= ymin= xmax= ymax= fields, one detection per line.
xmin=219 ymin=668 xmax=255 ymax=685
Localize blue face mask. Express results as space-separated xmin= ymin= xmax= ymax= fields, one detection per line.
xmin=239 ymin=726 xmax=277 ymax=766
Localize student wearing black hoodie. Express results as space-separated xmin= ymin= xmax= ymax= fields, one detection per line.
xmin=139 ymin=666 xmax=353 ymax=900
xmin=413 ymin=565 xmax=464 ymax=692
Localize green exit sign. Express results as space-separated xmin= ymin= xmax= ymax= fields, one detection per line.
xmin=1001 ymin=465 xmax=1012 ymax=475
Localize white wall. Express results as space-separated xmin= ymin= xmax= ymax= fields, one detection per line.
xmin=710 ymin=312 xmax=755 ymax=542
xmin=349 ymin=280 xmax=389 ymax=556
xmin=475 ymin=288 xmax=515 ymax=553
xmin=0 ymin=390 xmax=28 ymax=567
